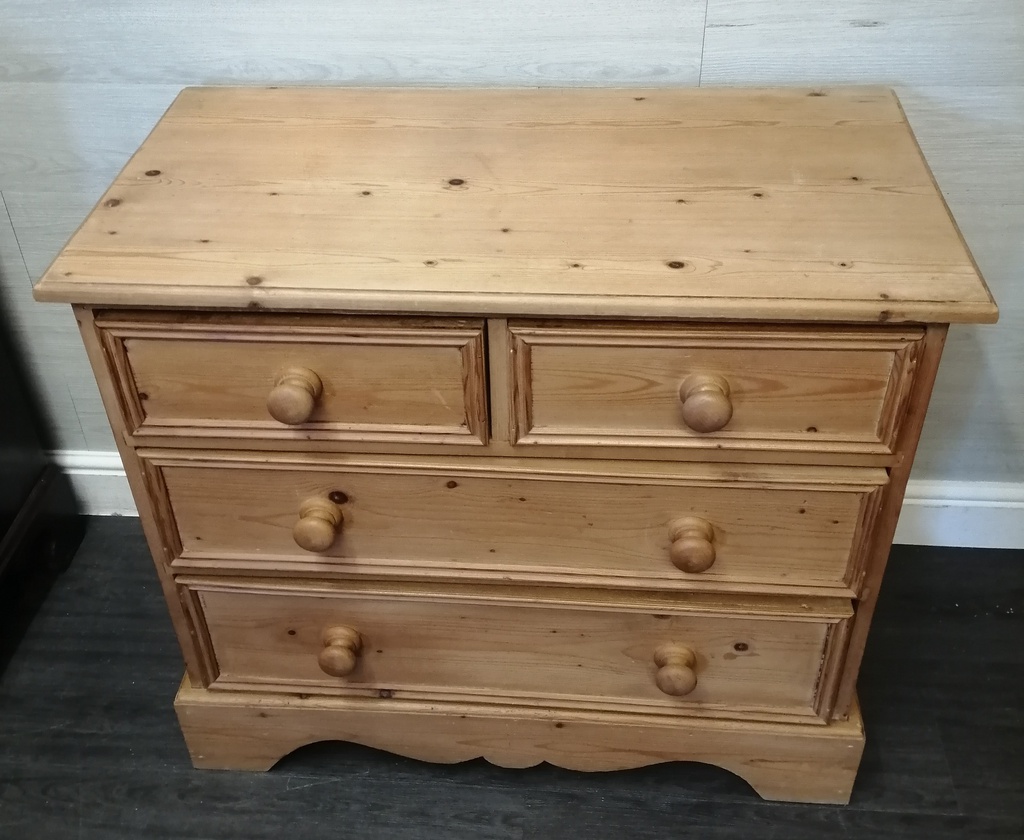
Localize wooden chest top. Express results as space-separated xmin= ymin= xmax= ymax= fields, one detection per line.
xmin=35 ymin=86 xmax=996 ymax=324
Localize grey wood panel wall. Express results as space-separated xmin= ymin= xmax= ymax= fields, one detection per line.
xmin=1 ymin=1 xmax=1020 ymax=483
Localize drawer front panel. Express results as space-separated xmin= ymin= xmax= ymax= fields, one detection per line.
xmin=189 ymin=579 xmax=851 ymax=720
xmin=97 ymin=313 xmax=488 ymax=445
xmin=509 ymin=322 xmax=922 ymax=457
xmin=157 ymin=456 xmax=886 ymax=594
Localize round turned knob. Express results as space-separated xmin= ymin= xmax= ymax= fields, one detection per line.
xmin=318 ymin=625 xmax=362 ymax=677
xmin=292 ymin=496 xmax=343 ymax=553
xmin=668 ymin=516 xmax=716 ymax=573
xmin=267 ymin=367 xmax=323 ymax=425
xmin=678 ymin=374 xmax=732 ymax=433
xmin=654 ymin=644 xmax=698 ymax=697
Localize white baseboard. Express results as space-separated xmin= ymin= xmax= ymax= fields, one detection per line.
xmin=895 ymin=480 xmax=1024 ymax=550
xmin=51 ymin=450 xmax=1024 ymax=550
xmin=54 ymin=450 xmax=136 ymax=517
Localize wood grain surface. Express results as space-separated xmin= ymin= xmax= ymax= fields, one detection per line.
xmin=33 ymin=86 xmax=995 ymax=323
xmin=96 ymin=312 xmax=489 ymax=445
xmin=175 ymin=676 xmax=866 ymax=804
xmin=189 ymin=577 xmax=850 ymax=721
xmin=510 ymin=321 xmax=922 ymax=457
xmin=833 ymin=325 xmax=948 ymax=717
xmin=154 ymin=452 xmax=886 ymax=595
xmin=73 ymin=306 xmax=215 ymax=685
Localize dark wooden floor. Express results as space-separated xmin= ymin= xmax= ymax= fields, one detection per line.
xmin=1 ymin=518 xmax=1021 ymax=838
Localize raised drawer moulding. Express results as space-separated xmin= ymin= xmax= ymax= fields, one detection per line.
xmin=52 ymin=450 xmax=1024 ymax=551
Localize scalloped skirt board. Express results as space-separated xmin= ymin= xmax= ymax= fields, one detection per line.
xmin=174 ymin=678 xmax=865 ymax=804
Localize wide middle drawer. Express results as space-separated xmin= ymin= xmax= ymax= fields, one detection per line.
xmin=154 ymin=454 xmax=887 ymax=595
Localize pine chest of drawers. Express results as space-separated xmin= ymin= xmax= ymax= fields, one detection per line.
xmin=35 ymin=87 xmax=997 ymax=804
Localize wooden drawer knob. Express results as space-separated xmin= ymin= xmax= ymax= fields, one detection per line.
xmin=669 ymin=516 xmax=716 ymax=573
xmin=267 ymin=367 xmax=323 ymax=425
xmin=679 ymin=374 xmax=732 ymax=433
xmin=654 ymin=644 xmax=698 ymax=697
xmin=293 ymin=496 xmax=343 ymax=553
xmin=318 ymin=625 xmax=362 ymax=677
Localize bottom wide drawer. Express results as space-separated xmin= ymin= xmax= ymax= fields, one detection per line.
xmin=184 ymin=578 xmax=852 ymax=722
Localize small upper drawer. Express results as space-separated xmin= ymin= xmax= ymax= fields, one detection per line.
xmin=96 ymin=312 xmax=488 ymax=445
xmin=508 ymin=321 xmax=923 ymax=458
